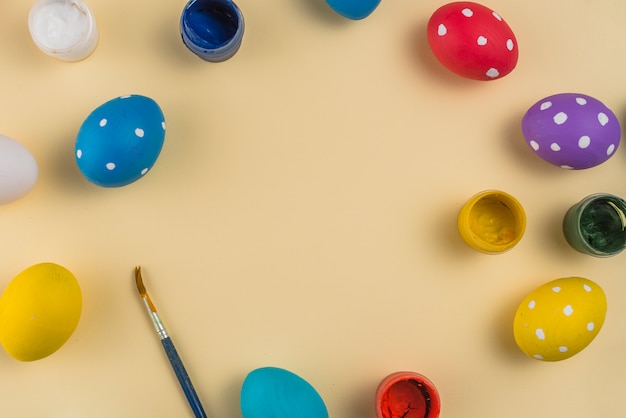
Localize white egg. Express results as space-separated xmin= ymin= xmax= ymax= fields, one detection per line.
xmin=0 ymin=135 xmax=38 ymax=204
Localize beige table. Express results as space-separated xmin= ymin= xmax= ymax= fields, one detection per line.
xmin=0 ymin=0 xmax=625 ymax=416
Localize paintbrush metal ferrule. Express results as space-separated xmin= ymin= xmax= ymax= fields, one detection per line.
xmin=142 ymin=297 xmax=169 ymax=340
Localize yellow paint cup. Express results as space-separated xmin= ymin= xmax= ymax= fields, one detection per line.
xmin=457 ymin=190 xmax=526 ymax=254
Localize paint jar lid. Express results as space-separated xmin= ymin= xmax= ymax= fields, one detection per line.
xmin=28 ymin=0 xmax=99 ymax=62
xmin=562 ymin=193 xmax=626 ymax=257
xmin=180 ymin=0 xmax=245 ymax=62
xmin=457 ymin=190 xmax=526 ymax=254
xmin=375 ymin=371 xmax=441 ymax=418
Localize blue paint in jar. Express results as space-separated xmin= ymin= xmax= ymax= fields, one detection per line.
xmin=180 ymin=0 xmax=244 ymax=62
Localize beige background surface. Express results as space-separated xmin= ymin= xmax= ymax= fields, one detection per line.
xmin=1 ymin=0 xmax=625 ymax=417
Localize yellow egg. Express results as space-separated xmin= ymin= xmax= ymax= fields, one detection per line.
xmin=513 ymin=277 xmax=606 ymax=361
xmin=0 ymin=263 xmax=82 ymax=361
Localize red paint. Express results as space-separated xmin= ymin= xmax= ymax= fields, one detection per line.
xmin=375 ymin=372 xmax=440 ymax=418
xmin=427 ymin=2 xmax=518 ymax=80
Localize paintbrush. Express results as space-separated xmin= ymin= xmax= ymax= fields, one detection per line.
xmin=134 ymin=266 xmax=208 ymax=418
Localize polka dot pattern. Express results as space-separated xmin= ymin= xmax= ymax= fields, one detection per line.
xmin=522 ymin=93 xmax=621 ymax=169
xmin=535 ymin=328 xmax=545 ymax=340
xmin=485 ymin=68 xmax=499 ymax=78
xmin=553 ymin=112 xmax=568 ymax=125
xmin=75 ymin=94 xmax=167 ymax=187
xmin=427 ymin=2 xmax=518 ymax=80
xmin=578 ymin=136 xmax=590 ymax=148
xmin=513 ymin=277 xmax=607 ymax=361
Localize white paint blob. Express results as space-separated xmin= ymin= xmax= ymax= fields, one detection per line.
xmin=553 ymin=112 xmax=568 ymax=125
xmin=540 ymin=101 xmax=552 ymax=110
xmin=578 ymin=136 xmax=591 ymax=149
xmin=486 ymin=68 xmax=500 ymax=78
xmin=530 ymin=140 xmax=540 ymax=151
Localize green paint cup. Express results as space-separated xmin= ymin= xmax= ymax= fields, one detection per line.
xmin=563 ymin=193 xmax=626 ymax=257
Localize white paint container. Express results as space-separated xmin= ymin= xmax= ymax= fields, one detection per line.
xmin=28 ymin=0 xmax=98 ymax=62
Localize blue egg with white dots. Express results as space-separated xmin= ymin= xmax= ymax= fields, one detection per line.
xmin=75 ymin=94 xmax=166 ymax=187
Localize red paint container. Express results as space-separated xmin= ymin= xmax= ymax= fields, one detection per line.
xmin=375 ymin=372 xmax=441 ymax=418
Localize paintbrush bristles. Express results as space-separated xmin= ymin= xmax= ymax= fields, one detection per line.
xmin=135 ymin=266 xmax=147 ymax=295
xmin=135 ymin=265 xmax=157 ymax=313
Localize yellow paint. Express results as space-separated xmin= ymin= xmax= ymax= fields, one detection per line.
xmin=469 ymin=198 xmax=516 ymax=245
xmin=0 ymin=263 xmax=82 ymax=361
xmin=458 ymin=190 xmax=526 ymax=254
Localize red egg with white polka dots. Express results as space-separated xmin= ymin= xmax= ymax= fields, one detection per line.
xmin=427 ymin=2 xmax=518 ymax=80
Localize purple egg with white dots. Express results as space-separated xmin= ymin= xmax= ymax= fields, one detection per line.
xmin=521 ymin=93 xmax=620 ymax=169
xmin=75 ymin=94 xmax=166 ymax=187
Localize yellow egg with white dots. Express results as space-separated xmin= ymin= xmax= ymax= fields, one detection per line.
xmin=513 ymin=277 xmax=607 ymax=361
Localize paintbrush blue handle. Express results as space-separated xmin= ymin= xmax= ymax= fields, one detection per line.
xmin=161 ymin=337 xmax=208 ymax=418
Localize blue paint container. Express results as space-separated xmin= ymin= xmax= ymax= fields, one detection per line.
xmin=180 ymin=0 xmax=244 ymax=62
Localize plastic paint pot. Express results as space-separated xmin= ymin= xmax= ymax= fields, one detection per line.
xmin=375 ymin=371 xmax=441 ymax=418
xmin=180 ymin=0 xmax=244 ymax=62
xmin=28 ymin=0 xmax=98 ymax=62
xmin=457 ymin=190 xmax=526 ymax=254
xmin=562 ymin=193 xmax=626 ymax=257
